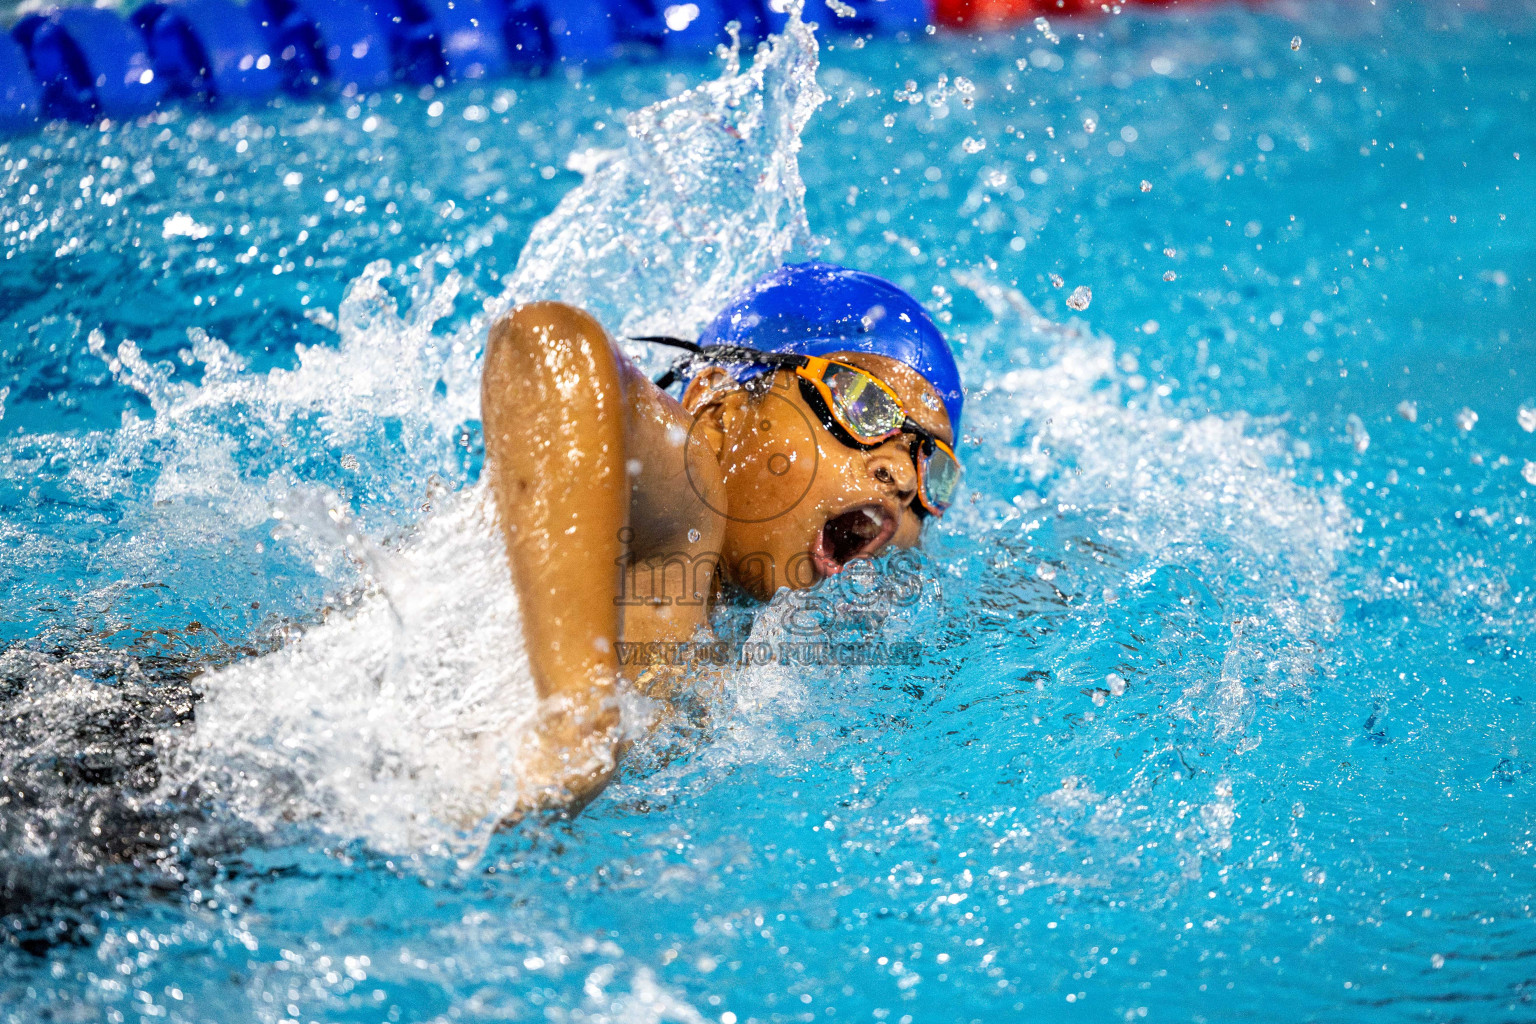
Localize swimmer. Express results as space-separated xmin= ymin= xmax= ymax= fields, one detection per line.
xmin=481 ymin=262 xmax=964 ymax=816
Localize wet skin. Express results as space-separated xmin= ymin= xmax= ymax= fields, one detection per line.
xmin=481 ymin=301 xmax=953 ymax=815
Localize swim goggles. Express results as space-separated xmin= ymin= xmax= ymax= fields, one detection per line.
xmin=639 ymin=337 xmax=962 ymax=518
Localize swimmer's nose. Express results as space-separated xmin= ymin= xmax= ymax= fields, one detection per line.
xmin=868 ymin=442 xmax=918 ymax=506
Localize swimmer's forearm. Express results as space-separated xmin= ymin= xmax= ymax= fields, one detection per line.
xmin=483 ymin=302 xmax=629 ymax=803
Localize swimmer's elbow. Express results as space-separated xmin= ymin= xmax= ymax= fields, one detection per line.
xmin=482 ymin=301 xmax=621 ymax=415
xmin=486 ymin=301 xmax=606 ymax=369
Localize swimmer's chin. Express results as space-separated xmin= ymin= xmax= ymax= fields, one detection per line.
xmin=807 ymin=502 xmax=899 ymax=582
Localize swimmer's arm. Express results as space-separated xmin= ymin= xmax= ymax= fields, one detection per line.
xmin=481 ymin=301 xmax=631 ymax=814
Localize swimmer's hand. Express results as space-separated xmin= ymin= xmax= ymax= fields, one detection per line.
xmin=506 ymin=688 xmax=625 ymax=819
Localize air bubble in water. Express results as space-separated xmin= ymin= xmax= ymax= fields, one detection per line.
xmin=1291 ymin=36 xmax=1302 ymax=51
xmin=1066 ymin=285 xmax=1092 ymax=311
xmin=1140 ymin=179 xmax=1153 ymax=192
xmin=1163 ymin=270 xmax=1177 ymax=282
xmin=962 ymin=137 xmax=987 ymax=154
xmin=1396 ymin=400 xmax=1418 ymax=423
xmin=1083 ymin=116 xmax=1097 ymax=134
xmin=883 ymin=113 xmax=895 ymax=128
xmin=1163 ymin=247 xmax=1176 ymax=258
xmin=1345 ymin=414 xmax=1370 ymax=454
xmin=1518 ymin=403 xmax=1536 ymax=432
xmin=1524 ymin=461 xmax=1536 ymax=486
xmin=1455 ymin=407 xmax=1478 ymax=431
xmin=1049 ymin=273 xmax=1064 ymax=288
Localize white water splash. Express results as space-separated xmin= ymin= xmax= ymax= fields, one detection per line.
xmin=501 ymin=12 xmax=826 ymax=348
xmin=164 ymin=491 xmax=535 ymax=855
xmin=150 ymin=9 xmax=829 ymax=855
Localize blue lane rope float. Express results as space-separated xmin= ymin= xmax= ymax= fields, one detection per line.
xmin=248 ymin=0 xmax=394 ymax=94
xmin=133 ymin=0 xmax=283 ymax=102
xmin=0 ymin=31 xmax=41 ymax=130
xmin=0 ymin=0 xmax=932 ymax=133
xmin=606 ymin=0 xmax=730 ymax=55
xmin=374 ymin=0 xmax=509 ymax=84
xmin=14 ymin=6 xmax=163 ymax=120
xmin=504 ymin=1 xmax=617 ymax=68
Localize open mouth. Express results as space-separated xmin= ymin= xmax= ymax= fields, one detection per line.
xmin=811 ymin=504 xmax=897 ymax=580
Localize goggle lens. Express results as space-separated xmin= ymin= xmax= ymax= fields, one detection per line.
xmin=822 ymin=364 xmax=905 ymax=441
xmin=921 ymin=444 xmax=961 ymax=511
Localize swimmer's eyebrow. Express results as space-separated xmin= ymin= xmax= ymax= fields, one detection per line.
xmin=908 ymin=393 xmax=953 ymax=443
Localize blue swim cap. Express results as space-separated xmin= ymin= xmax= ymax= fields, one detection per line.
xmin=695 ymin=261 xmax=964 ymax=432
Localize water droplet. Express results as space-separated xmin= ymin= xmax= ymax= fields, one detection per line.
xmin=1139 ymin=179 xmax=1153 ymax=193
xmin=1346 ymin=414 xmax=1370 ymax=454
xmin=1107 ymin=673 xmax=1126 ymax=696
xmin=1290 ymin=35 xmax=1302 ymax=51
xmin=1518 ymin=403 xmax=1536 ymax=432
xmin=1163 ymin=247 xmax=1176 ymax=258
xmin=687 ymin=528 xmax=701 ymax=543
xmin=1066 ymin=285 xmax=1092 ymax=311
xmin=1455 ymin=407 xmax=1478 ymax=432
xmin=1523 ymin=461 xmax=1536 ymax=486
xmin=1163 ymin=270 xmax=1177 ymax=282
xmin=1049 ymin=273 xmax=1064 ymax=288
xmin=962 ymin=137 xmax=987 ymax=154
xmin=883 ymin=113 xmax=896 ymax=128
xmin=1395 ymin=400 xmax=1418 ymax=423
xmin=1083 ymin=116 xmax=1097 ymax=134
xmin=1431 ymin=954 xmax=1445 ymax=970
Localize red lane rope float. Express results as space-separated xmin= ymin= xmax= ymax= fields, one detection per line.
xmin=933 ymin=0 xmax=1224 ymax=29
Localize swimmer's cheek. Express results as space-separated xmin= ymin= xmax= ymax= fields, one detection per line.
xmin=890 ymin=510 xmax=925 ymax=550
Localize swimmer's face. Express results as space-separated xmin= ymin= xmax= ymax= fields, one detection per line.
xmin=684 ymin=352 xmax=954 ymax=600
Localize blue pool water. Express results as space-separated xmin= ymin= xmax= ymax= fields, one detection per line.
xmin=3 ymin=1 xmax=1535 ymax=1020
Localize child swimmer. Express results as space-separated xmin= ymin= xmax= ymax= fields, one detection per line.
xmin=481 ymin=261 xmax=964 ymax=816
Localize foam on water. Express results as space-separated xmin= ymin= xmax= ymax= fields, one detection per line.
xmin=943 ymin=277 xmax=1350 ymax=884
